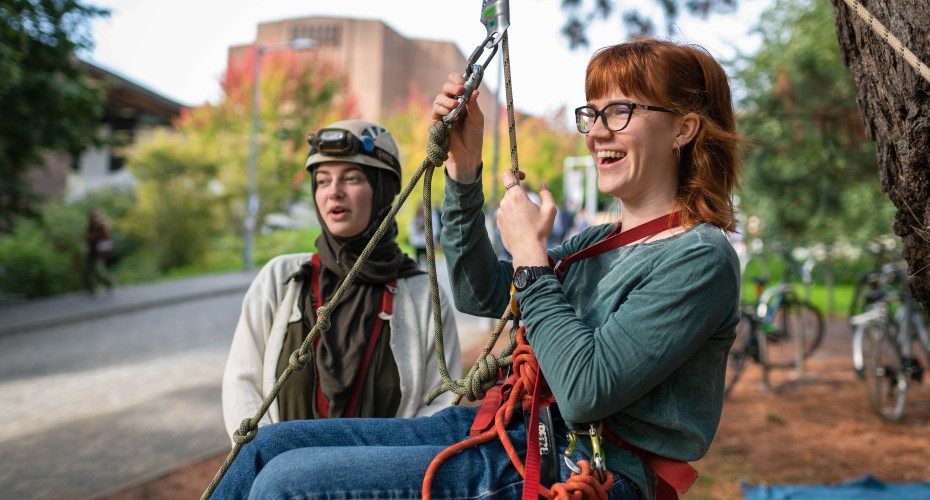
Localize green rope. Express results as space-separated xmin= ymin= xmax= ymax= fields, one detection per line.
xmin=424 ymin=30 xmax=522 ymax=405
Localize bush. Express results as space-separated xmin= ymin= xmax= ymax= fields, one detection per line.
xmin=0 ymin=219 xmax=72 ymax=298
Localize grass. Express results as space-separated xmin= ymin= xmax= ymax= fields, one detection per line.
xmin=740 ymin=279 xmax=856 ymax=320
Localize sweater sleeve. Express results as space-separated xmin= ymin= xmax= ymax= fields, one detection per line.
xmin=439 ymin=167 xmax=514 ymax=318
xmin=221 ymin=256 xmax=290 ymax=441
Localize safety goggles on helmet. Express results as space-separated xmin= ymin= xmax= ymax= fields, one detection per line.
xmin=306 ymin=128 xmax=401 ymax=172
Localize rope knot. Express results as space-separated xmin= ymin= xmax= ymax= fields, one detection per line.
xmin=233 ymin=418 xmax=258 ymax=445
xmin=426 ymin=121 xmax=451 ymax=167
xmin=288 ymin=349 xmax=312 ymax=371
xmin=314 ymin=307 xmax=332 ymax=331
xmin=461 ymin=353 xmax=502 ymax=401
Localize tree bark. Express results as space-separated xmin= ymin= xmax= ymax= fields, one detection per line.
xmin=831 ymin=0 xmax=930 ymax=313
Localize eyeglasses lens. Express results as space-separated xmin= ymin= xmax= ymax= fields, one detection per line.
xmin=575 ymin=103 xmax=634 ymax=133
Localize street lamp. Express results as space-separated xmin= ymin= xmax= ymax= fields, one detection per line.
xmin=243 ymin=37 xmax=316 ymax=271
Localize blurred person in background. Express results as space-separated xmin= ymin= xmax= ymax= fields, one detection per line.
xmin=83 ymin=207 xmax=114 ymax=295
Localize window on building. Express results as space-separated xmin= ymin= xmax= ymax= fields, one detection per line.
xmin=292 ymin=24 xmax=341 ymax=47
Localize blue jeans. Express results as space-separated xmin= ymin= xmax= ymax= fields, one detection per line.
xmin=212 ymin=406 xmax=640 ymax=499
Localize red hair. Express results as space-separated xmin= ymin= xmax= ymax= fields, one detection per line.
xmin=585 ymin=38 xmax=742 ymax=232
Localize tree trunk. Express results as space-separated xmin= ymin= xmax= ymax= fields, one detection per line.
xmin=831 ymin=0 xmax=930 ymax=313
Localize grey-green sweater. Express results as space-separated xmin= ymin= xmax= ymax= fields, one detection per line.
xmin=441 ymin=173 xmax=740 ymax=499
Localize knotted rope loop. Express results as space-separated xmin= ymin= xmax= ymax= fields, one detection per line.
xmin=288 ymin=350 xmax=311 ymax=371
xmin=462 ymin=353 xmax=503 ymax=401
xmin=511 ymin=342 xmax=539 ymax=392
xmin=233 ymin=418 xmax=258 ymax=445
xmin=424 ymin=352 xmax=505 ymax=404
xmin=314 ymin=307 xmax=332 ymax=331
xmin=426 ymin=121 xmax=451 ymax=167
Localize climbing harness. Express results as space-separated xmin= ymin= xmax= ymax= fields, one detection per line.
xmin=422 ymin=327 xmax=616 ymax=500
xmin=306 ymin=254 xmax=397 ymax=418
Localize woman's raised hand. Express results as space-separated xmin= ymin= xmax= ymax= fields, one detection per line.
xmin=497 ymin=170 xmax=555 ymax=269
xmin=432 ymin=72 xmax=484 ymax=183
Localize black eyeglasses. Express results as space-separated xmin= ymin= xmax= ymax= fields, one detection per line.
xmin=574 ymin=102 xmax=675 ymax=134
xmin=307 ymin=128 xmax=400 ymax=171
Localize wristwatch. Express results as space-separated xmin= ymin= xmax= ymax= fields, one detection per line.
xmin=512 ymin=266 xmax=555 ymax=292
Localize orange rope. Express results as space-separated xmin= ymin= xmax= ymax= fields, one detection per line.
xmin=422 ymin=327 xmax=615 ymax=499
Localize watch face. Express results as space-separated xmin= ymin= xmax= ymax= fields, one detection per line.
xmin=514 ymin=268 xmax=529 ymax=290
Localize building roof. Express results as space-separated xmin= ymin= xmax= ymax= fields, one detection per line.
xmin=77 ymin=59 xmax=186 ymax=118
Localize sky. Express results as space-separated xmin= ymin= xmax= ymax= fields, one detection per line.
xmin=84 ymin=0 xmax=771 ymax=117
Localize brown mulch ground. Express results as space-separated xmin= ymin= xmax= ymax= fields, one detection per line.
xmin=106 ymin=318 xmax=930 ymax=499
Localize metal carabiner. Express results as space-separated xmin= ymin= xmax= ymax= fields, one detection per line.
xmin=443 ymin=0 xmax=509 ymax=124
xmin=563 ymin=429 xmax=584 ymax=474
xmin=442 ymin=33 xmax=500 ymax=124
xmin=587 ymin=423 xmax=607 ymax=478
xmin=443 ymin=63 xmax=485 ymax=124
xmin=562 ymin=423 xmax=608 ymax=479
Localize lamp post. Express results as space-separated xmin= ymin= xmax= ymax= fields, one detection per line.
xmin=243 ymin=37 xmax=316 ymax=271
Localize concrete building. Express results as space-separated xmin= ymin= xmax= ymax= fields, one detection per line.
xmin=27 ymin=61 xmax=184 ymax=201
xmin=227 ymin=16 xmax=497 ymax=123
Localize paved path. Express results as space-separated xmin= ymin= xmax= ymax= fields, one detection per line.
xmin=0 ymin=261 xmax=494 ymax=499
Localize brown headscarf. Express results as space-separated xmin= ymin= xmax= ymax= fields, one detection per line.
xmin=277 ymin=164 xmax=421 ymax=419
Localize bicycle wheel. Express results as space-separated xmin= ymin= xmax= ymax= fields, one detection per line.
xmin=862 ymin=324 xmax=908 ymax=421
xmin=903 ymin=310 xmax=929 ymax=383
xmin=724 ymin=312 xmax=756 ymax=398
xmin=762 ymin=299 xmax=824 ymax=369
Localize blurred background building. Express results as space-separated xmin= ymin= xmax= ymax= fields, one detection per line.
xmin=226 ymin=16 xmax=497 ymax=122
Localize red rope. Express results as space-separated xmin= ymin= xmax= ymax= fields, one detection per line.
xmin=422 ymin=328 xmax=614 ymax=499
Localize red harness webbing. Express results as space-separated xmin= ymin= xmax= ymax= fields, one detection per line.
xmin=601 ymin=425 xmax=698 ymax=499
xmin=309 ymin=253 xmax=396 ymax=418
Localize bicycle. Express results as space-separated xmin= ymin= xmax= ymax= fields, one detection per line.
xmin=725 ymin=249 xmax=826 ymax=397
xmin=848 ymin=239 xmax=897 ymax=329
xmin=850 ymin=263 xmax=929 ymax=421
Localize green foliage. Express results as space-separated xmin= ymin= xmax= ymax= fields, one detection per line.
xmin=0 ymin=187 xmax=139 ymax=296
xmin=0 ymin=0 xmax=109 ymax=228
xmin=166 ymin=227 xmax=322 ymax=278
xmin=734 ymin=0 xmax=895 ymax=250
xmin=178 ymin=53 xmax=355 ymax=240
xmin=123 ymin=129 xmax=224 ymax=272
xmin=559 ymin=0 xmax=738 ymax=48
xmin=0 ymin=219 xmax=71 ymax=297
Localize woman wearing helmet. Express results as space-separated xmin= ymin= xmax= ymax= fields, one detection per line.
xmin=221 ymin=120 xmax=461 ymax=441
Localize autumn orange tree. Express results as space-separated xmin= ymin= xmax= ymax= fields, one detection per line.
xmin=124 ymin=49 xmax=354 ymax=272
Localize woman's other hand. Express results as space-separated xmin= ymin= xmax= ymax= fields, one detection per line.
xmin=431 ymin=72 xmax=484 ymax=183
xmin=497 ymin=170 xmax=555 ymax=268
